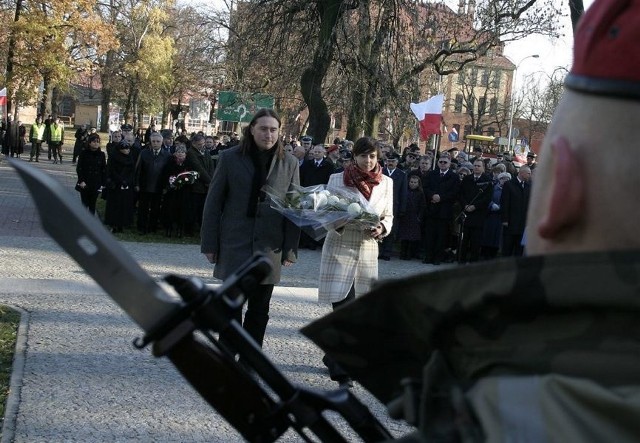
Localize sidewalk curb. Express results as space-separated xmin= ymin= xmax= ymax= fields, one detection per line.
xmin=1 ymin=305 xmax=29 ymax=443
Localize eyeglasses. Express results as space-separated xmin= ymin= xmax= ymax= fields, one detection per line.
xmin=438 ymin=160 xmax=449 ymax=164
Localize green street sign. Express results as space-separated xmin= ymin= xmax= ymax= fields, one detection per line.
xmin=216 ymin=91 xmax=274 ymax=123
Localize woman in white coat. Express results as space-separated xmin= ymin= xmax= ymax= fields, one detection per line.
xmin=318 ymin=136 xmax=394 ymax=385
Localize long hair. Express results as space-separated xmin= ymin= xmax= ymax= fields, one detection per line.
xmin=239 ymin=108 xmax=284 ymax=159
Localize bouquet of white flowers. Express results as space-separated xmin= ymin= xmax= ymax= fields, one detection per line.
xmin=266 ymin=184 xmax=380 ymax=240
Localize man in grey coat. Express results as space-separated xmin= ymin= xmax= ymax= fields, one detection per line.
xmin=201 ymin=109 xmax=300 ymax=348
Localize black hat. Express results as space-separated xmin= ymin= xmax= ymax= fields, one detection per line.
xmin=301 ymin=136 xmax=313 ymax=143
xmin=121 ymin=123 xmax=133 ymax=132
xmin=387 ymin=153 xmax=401 ymax=161
xmin=527 ymin=152 xmax=537 ymax=158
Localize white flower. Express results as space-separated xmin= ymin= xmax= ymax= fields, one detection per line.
xmin=347 ymin=202 xmax=362 ymax=216
xmin=316 ymin=193 xmax=328 ymax=208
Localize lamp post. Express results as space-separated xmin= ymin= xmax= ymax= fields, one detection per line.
xmin=506 ymin=54 xmax=539 ymax=153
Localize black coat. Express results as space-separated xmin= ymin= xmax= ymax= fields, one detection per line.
xmin=500 ymin=178 xmax=531 ymax=235
xmin=383 ymin=167 xmax=408 ymax=215
xmin=105 ymin=150 xmax=136 ymax=227
xmin=458 ymin=173 xmax=493 ymax=228
xmin=423 ymin=169 xmax=459 ymax=220
xmin=76 ymin=148 xmax=106 ymax=192
xmin=299 ymin=158 xmax=335 ymax=186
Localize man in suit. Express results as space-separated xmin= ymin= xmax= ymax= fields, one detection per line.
xmin=458 ymin=159 xmax=492 ymax=263
xmin=500 ymin=166 xmax=532 ymax=256
xmin=201 ymin=109 xmax=300 ymax=349
xmin=134 ymin=132 xmax=170 ymax=234
xmin=422 ymin=155 xmax=459 ymax=265
xmin=299 ymin=144 xmax=335 ymax=187
xmin=379 ymin=152 xmax=407 ymax=260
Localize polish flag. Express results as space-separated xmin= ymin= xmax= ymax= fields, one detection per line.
xmin=410 ymin=94 xmax=444 ymax=140
xmin=0 ymin=88 xmax=6 ymax=106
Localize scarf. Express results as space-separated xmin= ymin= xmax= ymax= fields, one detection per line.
xmin=343 ymin=162 xmax=382 ymax=201
xmin=247 ymin=145 xmax=276 ymax=217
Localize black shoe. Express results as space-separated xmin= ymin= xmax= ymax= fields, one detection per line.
xmin=336 ymin=376 xmax=354 ymax=388
xmin=378 ymin=255 xmax=390 ymax=261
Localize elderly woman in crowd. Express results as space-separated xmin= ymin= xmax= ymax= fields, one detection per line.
xmin=481 ymin=171 xmax=512 ymax=259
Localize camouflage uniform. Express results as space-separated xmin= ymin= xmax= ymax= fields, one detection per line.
xmin=303 ymin=250 xmax=640 ymax=442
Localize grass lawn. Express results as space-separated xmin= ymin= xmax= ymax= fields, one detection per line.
xmin=94 ymin=196 xmax=201 ymax=245
xmin=0 ymin=306 xmax=20 ymax=428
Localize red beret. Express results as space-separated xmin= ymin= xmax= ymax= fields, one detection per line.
xmin=565 ymin=0 xmax=640 ymax=99
xmin=327 ymin=144 xmax=339 ymax=153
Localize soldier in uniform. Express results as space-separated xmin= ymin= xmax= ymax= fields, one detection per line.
xmin=303 ymin=1 xmax=640 ymax=441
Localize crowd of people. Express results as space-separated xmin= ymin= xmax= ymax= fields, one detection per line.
xmin=290 ymin=133 xmax=537 ymax=266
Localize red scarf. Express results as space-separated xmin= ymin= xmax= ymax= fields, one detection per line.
xmin=343 ymin=163 xmax=382 ymax=201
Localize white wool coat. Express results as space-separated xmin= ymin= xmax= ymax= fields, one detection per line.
xmin=318 ymin=172 xmax=394 ymax=304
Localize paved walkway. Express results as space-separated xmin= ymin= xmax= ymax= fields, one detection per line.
xmin=0 ymin=155 xmax=441 ymax=442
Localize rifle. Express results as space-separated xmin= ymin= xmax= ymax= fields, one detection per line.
xmin=9 ymin=159 xmax=393 ymax=442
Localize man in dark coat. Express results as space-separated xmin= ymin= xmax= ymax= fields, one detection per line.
xmin=185 ymin=133 xmax=214 ymax=233
xmin=299 ymin=144 xmax=335 ymax=249
xmin=299 ymin=144 xmax=335 ymax=187
xmin=500 ymin=165 xmax=532 ymax=256
xmin=379 ymin=152 xmax=407 ymax=260
xmin=458 ymin=159 xmax=493 ymax=263
xmin=134 ymin=132 xmax=170 ymax=234
xmin=422 ymin=155 xmax=459 ymax=264
xmin=201 ymin=109 xmax=300 ymax=349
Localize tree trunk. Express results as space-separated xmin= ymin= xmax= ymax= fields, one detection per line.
xmin=300 ymin=0 xmax=346 ymax=143
xmin=569 ymin=0 xmax=584 ymax=34
xmin=346 ymin=86 xmax=365 ymax=140
xmin=99 ymin=50 xmax=117 ymax=132
xmin=51 ymin=87 xmax=60 ymax=118
xmin=39 ymin=73 xmax=53 ymax=117
xmin=5 ymin=0 xmax=24 ymax=116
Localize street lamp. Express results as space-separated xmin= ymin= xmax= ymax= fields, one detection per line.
xmin=506 ymin=54 xmax=539 ymax=153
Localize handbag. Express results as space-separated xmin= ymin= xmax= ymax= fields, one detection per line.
xmin=75 ymin=183 xmax=83 ymax=192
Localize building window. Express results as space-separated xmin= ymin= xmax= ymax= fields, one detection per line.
xmin=478 ymin=97 xmax=487 ymax=115
xmin=457 ymin=70 xmax=466 ymax=85
xmin=491 ymin=70 xmax=501 ymax=89
xmin=454 ymin=94 xmax=463 ymax=113
xmin=481 ymin=69 xmax=490 ymax=87
xmin=466 ymin=101 xmax=474 ymax=115
xmin=464 ymin=125 xmax=472 ymax=137
xmin=470 ymin=68 xmax=478 ymax=86
xmin=333 ymin=113 xmax=343 ymax=130
xmin=487 ymin=127 xmax=496 ymax=136
xmin=490 ymin=98 xmax=498 ymax=115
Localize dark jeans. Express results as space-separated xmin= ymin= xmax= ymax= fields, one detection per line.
xmin=322 ymin=285 xmax=356 ymax=381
